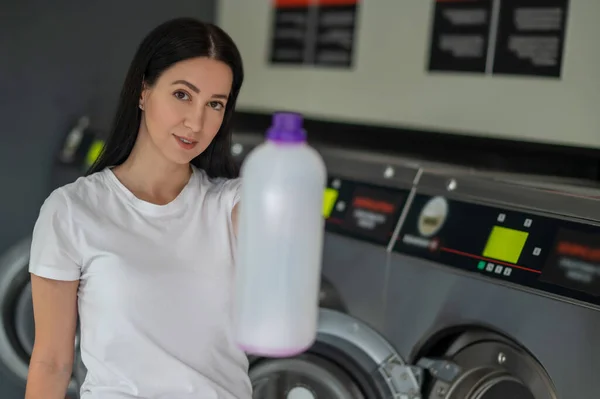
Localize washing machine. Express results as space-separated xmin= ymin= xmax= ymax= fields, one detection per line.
xmin=231 ymin=132 xmax=430 ymax=398
xmin=381 ymin=166 xmax=600 ymax=398
xmin=234 ymin=130 xmax=599 ymax=398
xmin=0 ymin=117 xmax=96 ymax=398
xmin=0 ymin=237 xmax=82 ymax=398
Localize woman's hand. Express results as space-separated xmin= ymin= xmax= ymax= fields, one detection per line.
xmin=25 ymin=275 xmax=79 ymax=399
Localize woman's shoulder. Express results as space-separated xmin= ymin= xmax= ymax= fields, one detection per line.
xmin=29 ymin=172 xmax=111 ymax=280
xmin=193 ymin=166 xmax=241 ymax=190
xmin=192 ymin=166 xmax=242 ymax=206
xmin=40 ymin=169 xmax=112 ymax=216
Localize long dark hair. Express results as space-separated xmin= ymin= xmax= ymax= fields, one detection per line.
xmin=86 ymin=18 xmax=244 ymax=178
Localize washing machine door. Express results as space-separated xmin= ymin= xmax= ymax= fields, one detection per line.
xmin=411 ymin=328 xmax=557 ymax=399
xmin=0 ymin=237 xmax=81 ymax=397
xmin=249 ymin=308 xmax=421 ymax=399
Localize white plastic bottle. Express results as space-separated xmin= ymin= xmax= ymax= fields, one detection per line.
xmin=233 ymin=112 xmax=327 ymax=357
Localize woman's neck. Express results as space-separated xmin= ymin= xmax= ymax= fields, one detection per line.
xmin=112 ymin=131 xmax=192 ymax=206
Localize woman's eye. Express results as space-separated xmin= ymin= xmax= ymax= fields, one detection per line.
xmin=174 ymin=91 xmax=190 ymax=101
xmin=209 ymin=101 xmax=224 ymax=111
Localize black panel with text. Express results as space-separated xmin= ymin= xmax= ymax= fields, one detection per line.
xmin=323 ymin=177 xmax=408 ymax=246
xmin=269 ymin=0 xmax=313 ymax=65
xmin=269 ymin=0 xmax=360 ymax=68
xmin=394 ymin=193 xmax=600 ymax=307
xmin=492 ymin=0 xmax=569 ymax=77
xmin=428 ymin=0 xmax=493 ymax=73
xmin=428 ymin=0 xmax=570 ymax=78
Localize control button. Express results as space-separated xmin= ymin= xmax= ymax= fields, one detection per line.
xmin=429 ymin=239 xmax=439 ymax=252
xmin=418 ymin=196 xmax=449 ymax=237
xmin=486 ymin=263 xmax=495 ymax=272
xmin=332 ymin=179 xmax=342 ymax=189
xmin=533 ymin=247 xmax=541 ymax=256
xmin=494 ymin=265 xmax=503 ymax=274
xmin=335 ymin=201 xmax=346 ymax=212
xmin=383 ymin=166 xmax=395 ymax=179
xmin=477 ymin=261 xmax=486 ymax=270
xmin=503 ymin=268 xmax=512 ymax=276
xmin=524 ymin=218 xmax=532 ymax=227
xmin=497 ymin=213 xmax=506 ymax=222
xmin=446 ymin=179 xmax=457 ymax=191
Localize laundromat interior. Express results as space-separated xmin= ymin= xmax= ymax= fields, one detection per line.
xmin=2 ymin=1 xmax=599 ymax=398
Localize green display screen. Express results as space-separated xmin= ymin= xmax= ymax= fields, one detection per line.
xmin=482 ymin=225 xmax=529 ymax=264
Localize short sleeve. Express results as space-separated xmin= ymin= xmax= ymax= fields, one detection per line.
xmin=29 ymin=189 xmax=82 ymax=281
xmin=224 ymin=177 xmax=242 ymax=210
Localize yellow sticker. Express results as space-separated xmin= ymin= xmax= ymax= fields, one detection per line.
xmin=322 ymin=188 xmax=339 ymax=218
xmin=85 ymin=139 xmax=105 ymax=166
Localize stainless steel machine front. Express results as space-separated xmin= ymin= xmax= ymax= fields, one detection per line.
xmin=232 ymin=132 xmax=599 ymax=398
xmin=383 ymin=168 xmax=600 ymax=398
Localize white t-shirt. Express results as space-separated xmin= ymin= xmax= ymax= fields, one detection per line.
xmin=29 ymin=165 xmax=252 ymax=399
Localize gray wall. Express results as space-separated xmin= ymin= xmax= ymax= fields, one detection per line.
xmin=218 ymin=0 xmax=600 ymax=149
xmin=0 ymin=0 xmax=216 ymax=256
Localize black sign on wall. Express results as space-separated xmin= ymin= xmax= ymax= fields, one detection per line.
xmin=428 ymin=0 xmax=570 ymax=78
xmin=492 ymin=0 xmax=569 ymax=77
xmin=428 ymin=0 xmax=493 ymax=73
xmin=269 ymin=0 xmax=360 ymax=68
xmin=269 ymin=1 xmax=311 ymax=65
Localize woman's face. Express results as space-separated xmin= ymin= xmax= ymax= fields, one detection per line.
xmin=139 ymin=57 xmax=233 ymax=165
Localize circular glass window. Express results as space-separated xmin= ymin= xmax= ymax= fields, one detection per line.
xmin=250 ymin=353 xmax=365 ymax=399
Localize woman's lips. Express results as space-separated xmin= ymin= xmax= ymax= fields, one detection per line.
xmin=173 ymin=134 xmax=198 ymax=150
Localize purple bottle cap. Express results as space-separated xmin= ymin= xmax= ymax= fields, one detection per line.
xmin=266 ymin=112 xmax=306 ymax=143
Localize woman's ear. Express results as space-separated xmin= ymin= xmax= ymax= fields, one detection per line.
xmin=139 ymin=81 xmax=149 ymax=110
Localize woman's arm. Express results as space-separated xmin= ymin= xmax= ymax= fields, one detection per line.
xmin=232 ymin=202 xmax=240 ymax=236
xmin=25 ymin=275 xmax=79 ymax=399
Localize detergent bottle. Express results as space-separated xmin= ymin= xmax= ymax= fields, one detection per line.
xmin=233 ymin=112 xmax=327 ymax=357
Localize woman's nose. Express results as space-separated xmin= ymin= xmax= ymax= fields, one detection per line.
xmin=184 ymin=106 xmax=205 ymax=133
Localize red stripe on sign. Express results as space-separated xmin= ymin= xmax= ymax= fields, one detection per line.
xmin=275 ymin=0 xmax=312 ymax=7
xmin=318 ymin=0 xmax=359 ymax=5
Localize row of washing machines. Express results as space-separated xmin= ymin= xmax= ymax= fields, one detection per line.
xmin=1 ymin=133 xmax=599 ymax=398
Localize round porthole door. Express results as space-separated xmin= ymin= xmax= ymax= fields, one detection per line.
xmin=249 ymin=308 xmax=422 ymax=399
xmin=411 ymin=327 xmax=557 ymax=399
xmin=0 ymin=237 xmax=81 ymax=397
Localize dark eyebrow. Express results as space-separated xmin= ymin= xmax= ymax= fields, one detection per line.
xmin=172 ymin=80 xmax=199 ymax=93
xmin=172 ymin=80 xmax=229 ymax=100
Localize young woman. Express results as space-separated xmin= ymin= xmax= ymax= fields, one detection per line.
xmin=25 ymin=18 xmax=251 ymax=399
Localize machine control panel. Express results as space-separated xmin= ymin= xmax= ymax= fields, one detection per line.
xmin=324 ymin=176 xmax=408 ymax=246
xmin=394 ymin=193 xmax=600 ymax=307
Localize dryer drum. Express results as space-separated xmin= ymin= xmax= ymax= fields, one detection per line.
xmin=250 ymin=353 xmax=364 ymax=398
xmin=248 ymin=308 xmax=421 ymax=399
xmin=0 ymin=236 xmax=81 ymax=397
xmin=411 ymin=326 xmax=557 ymax=399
